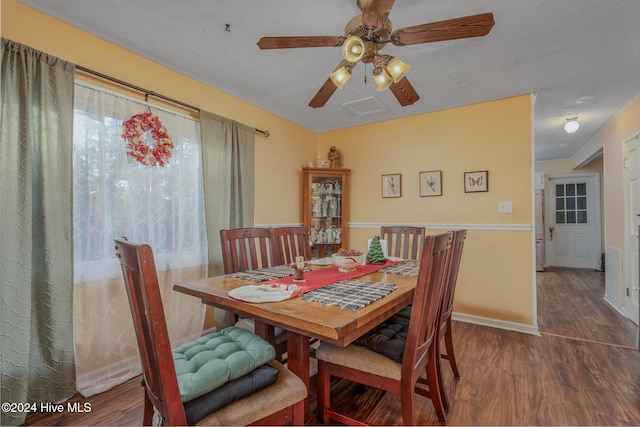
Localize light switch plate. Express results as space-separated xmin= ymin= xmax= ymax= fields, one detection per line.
xmin=499 ymin=201 xmax=513 ymax=214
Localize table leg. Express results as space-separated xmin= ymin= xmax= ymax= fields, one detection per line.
xmin=253 ymin=320 xmax=275 ymax=344
xmin=287 ymin=332 xmax=311 ymax=413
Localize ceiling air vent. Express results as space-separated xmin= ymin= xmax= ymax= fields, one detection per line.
xmin=341 ymin=96 xmax=388 ymax=116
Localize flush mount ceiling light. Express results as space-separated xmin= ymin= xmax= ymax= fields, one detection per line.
xmin=564 ymin=117 xmax=580 ymax=134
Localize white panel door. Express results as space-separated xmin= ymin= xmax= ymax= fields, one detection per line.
xmin=624 ymin=134 xmax=639 ymax=326
xmin=546 ymin=174 xmax=601 ymax=269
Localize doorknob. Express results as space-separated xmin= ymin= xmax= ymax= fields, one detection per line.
xmin=549 ymin=226 xmax=555 ymax=241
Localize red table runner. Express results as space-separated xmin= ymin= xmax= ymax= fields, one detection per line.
xmin=263 ymin=259 xmax=400 ymax=297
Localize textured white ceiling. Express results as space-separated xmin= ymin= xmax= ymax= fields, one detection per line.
xmin=18 ymin=0 xmax=640 ymax=161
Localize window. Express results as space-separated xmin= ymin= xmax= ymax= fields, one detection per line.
xmin=555 ymin=182 xmax=588 ymax=225
xmin=73 ymin=82 xmax=207 ymax=282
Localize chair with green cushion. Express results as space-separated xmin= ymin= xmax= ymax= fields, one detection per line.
xmin=114 ymin=237 xmax=306 ymax=426
xmin=219 ymin=227 xmax=288 ymax=362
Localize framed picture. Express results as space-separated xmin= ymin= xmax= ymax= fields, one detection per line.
xmin=382 ymin=173 xmax=402 ymax=198
xmin=464 ymin=170 xmax=488 ymax=193
xmin=419 ymin=170 xmax=442 ymax=197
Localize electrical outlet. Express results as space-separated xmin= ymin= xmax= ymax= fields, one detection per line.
xmin=498 ymin=201 xmax=513 ymax=214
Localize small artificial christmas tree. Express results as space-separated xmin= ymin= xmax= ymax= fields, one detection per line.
xmin=367 ymin=235 xmax=387 ymax=264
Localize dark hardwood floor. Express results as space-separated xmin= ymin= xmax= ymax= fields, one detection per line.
xmin=25 ymin=269 xmax=640 ymax=426
xmin=536 ymin=267 xmax=638 ymax=348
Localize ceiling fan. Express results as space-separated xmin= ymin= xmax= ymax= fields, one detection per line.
xmin=257 ymin=0 xmax=495 ymax=108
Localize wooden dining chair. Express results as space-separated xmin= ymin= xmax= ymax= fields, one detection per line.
xmin=380 ymin=225 xmax=425 ymax=260
xmin=393 ymin=230 xmax=467 ymax=413
xmin=273 ymin=226 xmax=312 ymax=264
xmin=114 ymin=237 xmax=306 ymax=426
xmin=219 ymin=227 xmax=287 ymax=362
xmin=436 ymin=230 xmax=467 ymax=398
xmin=316 ymin=232 xmax=453 ymax=425
xmin=219 ymin=227 xmax=281 ymax=273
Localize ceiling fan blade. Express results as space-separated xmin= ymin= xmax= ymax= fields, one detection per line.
xmin=389 ymin=77 xmax=420 ymax=106
xmin=357 ymin=0 xmax=395 ymax=28
xmin=258 ymin=36 xmax=345 ymax=49
xmin=309 ymin=78 xmax=339 ymax=108
xmin=390 ymin=12 xmax=495 ymax=46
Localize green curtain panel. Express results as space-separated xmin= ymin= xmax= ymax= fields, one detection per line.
xmin=200 ymin=111 xmax=254 ymax=328
xmin=0 ymin=39 xmax=76 ymax=426
xmin=200 ymin=110 xmax=255 ymax=277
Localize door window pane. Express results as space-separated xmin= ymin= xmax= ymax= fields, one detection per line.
xmin=577 ymin=183 xmax=587 ymax=196
xmin=577 ymin=196 xmax=587 ymax=210
xmin=577 ymin=211 xmax=588 ymax=223
xmin=554 ymin=182 xmax=588 ymax=226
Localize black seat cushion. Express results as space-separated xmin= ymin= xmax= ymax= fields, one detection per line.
xmin=355 ymin=317 xmax=409 ymax=363
xmin=183 ymin=363 xmax=278 ymax=425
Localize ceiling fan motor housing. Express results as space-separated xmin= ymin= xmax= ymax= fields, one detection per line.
xmin=344 ymin=15 xmax=391 ymax=53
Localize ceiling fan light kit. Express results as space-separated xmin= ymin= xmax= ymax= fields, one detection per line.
xmin=257 ymin=1 xmax=494 ymax=108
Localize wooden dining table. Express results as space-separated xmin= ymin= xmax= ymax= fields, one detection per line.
xmin=173 ymin=263 xmax=418 ymax=409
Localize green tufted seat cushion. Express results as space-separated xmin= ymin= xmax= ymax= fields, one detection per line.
xmin=173 ymin=326 xmax=276 ymax=402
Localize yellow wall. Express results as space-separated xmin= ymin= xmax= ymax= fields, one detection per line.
xmin=2 ymin=0 xmax=536 ymax=327
xmin=319 ymin=95 xmax=535 ymax=325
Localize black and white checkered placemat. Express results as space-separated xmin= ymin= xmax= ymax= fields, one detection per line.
xmin=301 ymin=279 xmax=397 ymax=311
xmin=378 ymin=261 xmax=420 ymax=277
xmin=225 ymin=266 xmax=296 ymax=282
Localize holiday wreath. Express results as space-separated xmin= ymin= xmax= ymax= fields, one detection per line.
xmin=122 ymin=112 xmax=174 ymax=166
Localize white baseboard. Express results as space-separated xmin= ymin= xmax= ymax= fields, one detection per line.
xmin=603 ymin=295 xmax=626 ymax=317
xmin=452 ymin=312 xmax=540 ymax=336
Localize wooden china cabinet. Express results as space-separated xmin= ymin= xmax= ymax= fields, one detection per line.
xmin=302 ymin=167 xmax=351 ymax=258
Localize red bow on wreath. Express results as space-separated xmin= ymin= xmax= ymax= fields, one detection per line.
xmin=122 ymin=112 xmax=174 ymax=167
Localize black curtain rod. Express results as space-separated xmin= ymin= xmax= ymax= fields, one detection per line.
xmin=76 ymin=65 xmax=270 ymax=138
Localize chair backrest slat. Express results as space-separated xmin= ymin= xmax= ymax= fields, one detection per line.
xmin=220 ymin=227 xmax=279 ymax=273
xmin=441 ymin=230 xmax=467 ymax=320
xmin=114 ymin=237 xmax=187 ymax=425
xmin=380 ymin=226 xmax=425 ymax=260
xmin=273 ymin=226 xmax=312 ymax=264
xmin=403 ymin=232 xmax=453 ymax=376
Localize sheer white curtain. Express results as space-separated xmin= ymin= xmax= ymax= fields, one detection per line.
xmin=72 ymin=82 xmax=207 ymax=396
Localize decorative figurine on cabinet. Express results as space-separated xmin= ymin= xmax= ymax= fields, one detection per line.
xmin=328 ymin=146 xmax=342 ymax=168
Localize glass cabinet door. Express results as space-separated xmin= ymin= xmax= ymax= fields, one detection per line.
xmin=310 ymin=176 xmax=343 ymax=245
xmin=302 ymin=167 xmax=350 ymax=258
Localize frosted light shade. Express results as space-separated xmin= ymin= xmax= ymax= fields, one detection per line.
xmin=386 ymin=57 xmax=410 ymax=83
xmin=373 ymin=67 xmax=393 ymax=91
xmin=330 ymin=66 xmax=351 ymax=89
xmin=342 ymin=36 xmax=365 ymax=63
xmin=564 ymin=119 xmax=579 ymax=134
